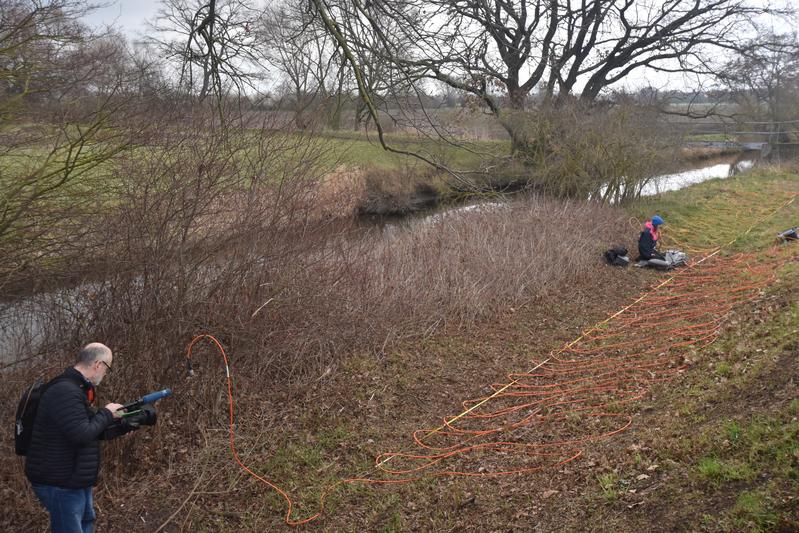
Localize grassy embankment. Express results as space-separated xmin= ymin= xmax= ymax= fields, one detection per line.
xmin=397 ymin=167 xmax=799 ymax=533
xmin=472 ymin=167 xmax=799 ymax=533
xmin=296 ymin=167 xmax=799 ymax=531
xmin=575 ymin=166 xmax=799 ymax=532
xmin=130 ymin=166 xmax=796 ymax=532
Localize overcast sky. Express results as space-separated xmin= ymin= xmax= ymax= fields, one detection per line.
xmin=84 ymin=0 xmax=162 ymax=39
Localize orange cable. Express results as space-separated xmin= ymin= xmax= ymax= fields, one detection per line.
xmin=178 ymin=191 xmax=796 ymax=526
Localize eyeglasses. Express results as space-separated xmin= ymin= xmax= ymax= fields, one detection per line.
xmin=100 ymin=360 xmax=112 ymax=372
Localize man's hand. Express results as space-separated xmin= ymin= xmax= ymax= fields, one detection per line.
xmin=105 ymin=403 xmax=124 ymax=419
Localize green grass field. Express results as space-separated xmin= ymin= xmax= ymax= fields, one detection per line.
xmin=630 ymin=166 xmax=799 ymax=252
xmin=312 ymin=130 xmax=510 ymax=170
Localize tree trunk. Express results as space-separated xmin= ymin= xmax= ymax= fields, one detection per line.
xmin=501 ymin=87 xmax=534 ymax=154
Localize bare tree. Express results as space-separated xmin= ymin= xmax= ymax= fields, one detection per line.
xmin=257 ymin=3 xmax=354 ymax=130
xmin=0 ymin=1 xmax=148 ymax=284
xmin=438 ymin=81 xmax=464 ymax=108
xmin=153 ymin=0 xmax=263 ymax=101
xmin=311 ymin=0 xmax=783 ymax=148
xmin=720 ymin=31 xmax=799 ymax=145
xmin=259 ymin=3 xmax=329 ymax=129
xmin=0 ymin=0 xmax=90 ymax=117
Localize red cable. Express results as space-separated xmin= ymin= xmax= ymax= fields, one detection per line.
xmin=182 ymin=251 xmax=784 ymax=526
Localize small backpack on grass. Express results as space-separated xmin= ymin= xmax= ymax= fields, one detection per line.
xmin=14 ymin=377 xmax=60 ymax=456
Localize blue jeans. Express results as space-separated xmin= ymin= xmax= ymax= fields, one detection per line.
xmin=31 ymin=484 xmax=95 ymax=533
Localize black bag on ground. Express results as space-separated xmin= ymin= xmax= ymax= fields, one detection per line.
xmin=603 ymin=246 xmax=630 ymax=267
xmin=14 ymin=377 xmax=57 ymax=456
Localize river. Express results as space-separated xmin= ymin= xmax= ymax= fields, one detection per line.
xmin=0 ymin=154 xmax=758 ymax=364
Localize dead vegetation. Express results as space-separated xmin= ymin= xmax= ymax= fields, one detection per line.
xmin=3 ymin=94 xmax=796 ymax=531
xmin=0 ymin=94 xmax=638 ymax=530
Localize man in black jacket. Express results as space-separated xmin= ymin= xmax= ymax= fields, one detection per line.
xmin=25 ymin=343 xmax=126 ymax=533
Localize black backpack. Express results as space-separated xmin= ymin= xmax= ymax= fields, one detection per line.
xmin=14 ymin=377 xmax=61 ymax=456
xmin=603 ymin=245 xmax=630 ymax=267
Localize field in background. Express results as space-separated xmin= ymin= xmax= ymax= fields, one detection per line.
xmin=313 ymin=130 xmax=510 ymax=170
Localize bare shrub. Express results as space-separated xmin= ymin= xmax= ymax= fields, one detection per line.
xmin=290 ymin=195 xmax=626 ymax=353
xmin=0 ymin=100 xmax=339 ymax=417
xmin=0 ymin=96 xmax=631 ymax=530
xmin=177 ymin=194 xmax=625 ymax=387
xmin=503 ymin=100 xmax=681 ymax=202
xmin=315 ymin=166 xmax=367 ymax=218
xmin=356 ymin=163 xmax=443 ymax=216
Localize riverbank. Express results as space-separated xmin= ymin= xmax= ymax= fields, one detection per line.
xmin=353 ymin=150 xmax=759 ymax=220
xmin=189 ymin=165 xmax=799 ymax=531
xmin=2 ymin=165 xmax=796 ymax=532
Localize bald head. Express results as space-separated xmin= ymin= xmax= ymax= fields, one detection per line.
xmin=76 ymin=343 xmax=112 ymax=366
xmin=75 ymin=342 xmax=114 ymax=386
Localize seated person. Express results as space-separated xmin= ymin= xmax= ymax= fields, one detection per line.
xmin=637 ymin=215 xmax=665 ymax=261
